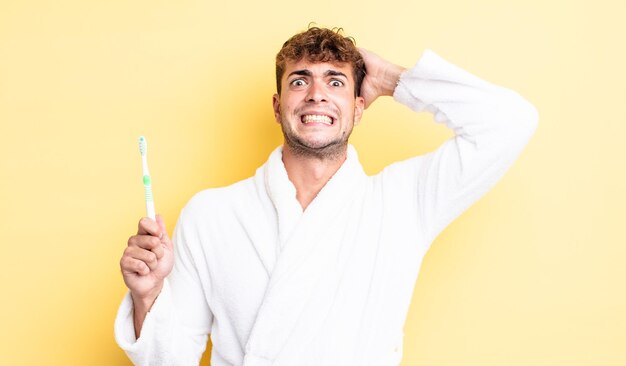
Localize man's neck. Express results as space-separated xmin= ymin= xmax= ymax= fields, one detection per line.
xmin=281 ymin=144 xmax=348 ymax=211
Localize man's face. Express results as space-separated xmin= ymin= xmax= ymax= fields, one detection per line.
xmin=273 ymin=59 xmax=365 ymax=159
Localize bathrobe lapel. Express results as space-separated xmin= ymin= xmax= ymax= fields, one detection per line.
xmin=243 ymin=146 xmax=369 ymax=365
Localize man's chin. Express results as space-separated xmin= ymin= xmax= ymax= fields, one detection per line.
xmin=284 ymin=138 xmax=348 ymax=160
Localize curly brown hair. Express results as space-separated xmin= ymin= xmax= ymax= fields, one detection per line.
xmin=275 ymin=27 xmax=365 ymax=97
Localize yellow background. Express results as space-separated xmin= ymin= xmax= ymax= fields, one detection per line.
xmin=1 ymin=0 xmax=624 ymax=365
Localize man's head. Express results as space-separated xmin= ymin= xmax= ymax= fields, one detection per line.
xmin=272 ymin=27 xmax=366 ymax=160
xmin=275 ymin=27 xmax=366 ymax=97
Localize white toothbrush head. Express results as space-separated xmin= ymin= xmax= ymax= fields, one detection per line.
xmin=139 ymin=135 xmax=148 ymax=156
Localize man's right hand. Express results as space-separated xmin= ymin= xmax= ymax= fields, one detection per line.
xmin=120 ymin=214 xmax=174 ymax=337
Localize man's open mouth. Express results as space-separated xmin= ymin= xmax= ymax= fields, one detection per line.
xmin=301 ymin=114 xmax=333 ymax=125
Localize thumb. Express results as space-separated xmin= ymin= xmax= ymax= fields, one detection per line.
xmin=155 ymin=214 xmax=172 ymax=247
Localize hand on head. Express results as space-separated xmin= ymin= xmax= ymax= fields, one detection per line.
xmin=358 ymin=48 xmax=407 ymax=109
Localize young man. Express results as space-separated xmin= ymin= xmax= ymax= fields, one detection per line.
xmin=116 ymin=27 xmax=538 ymax=365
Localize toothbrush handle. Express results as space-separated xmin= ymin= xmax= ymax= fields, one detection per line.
xmin=145 ymin=199 xmax=156 ymax=221
xmin=143 ymin=175 xmax=156 ymax=220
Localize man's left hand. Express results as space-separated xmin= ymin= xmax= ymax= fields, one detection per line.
xmin=358 ymin=48 xmax=407 ymax=109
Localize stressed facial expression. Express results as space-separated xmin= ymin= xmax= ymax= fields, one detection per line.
xmin=273 ymin=60 xmax=365 ymax=158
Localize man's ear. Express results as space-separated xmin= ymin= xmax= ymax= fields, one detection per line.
xmin=353 ymin=96 xmax=365 ymax=125
xmin=272 ymin=94 xmax=281 ymax=123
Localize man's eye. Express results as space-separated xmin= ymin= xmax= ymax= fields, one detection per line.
xmin=291 ymin=79 xmax=306 ymax=87
xmin=330 ymin=80 xmax=344 ymax=87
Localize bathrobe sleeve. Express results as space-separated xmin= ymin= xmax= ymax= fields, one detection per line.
xmin=388 ymin=49 xmax=538 ymax=244
xmin=114 ymin=207 xmax=213 ymax=366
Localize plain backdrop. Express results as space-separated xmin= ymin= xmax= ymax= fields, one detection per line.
xmin=1 ymin=0 xmax=624 ymax=365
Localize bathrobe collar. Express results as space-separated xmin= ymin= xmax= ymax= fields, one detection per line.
xmin=264 ymin=144 xmax=367 ymax=250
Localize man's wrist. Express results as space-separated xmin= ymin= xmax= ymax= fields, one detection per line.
xmin=381 ymin=65 xmax=406 ymax=96
xmin=131 ymin=284 xmax=163 ymax=313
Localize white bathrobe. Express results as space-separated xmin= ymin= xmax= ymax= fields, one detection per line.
xmin=115 ymin=49 xmax=538 ymax=366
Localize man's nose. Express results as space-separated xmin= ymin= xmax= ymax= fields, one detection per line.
xmin=306 ymin=81 xmax=327 ymax=103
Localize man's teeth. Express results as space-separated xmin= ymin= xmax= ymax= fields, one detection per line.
xmin=302 ymin=115 xmax=333 ymax=125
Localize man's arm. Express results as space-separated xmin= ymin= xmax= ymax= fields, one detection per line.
xmin=115 ymin=210 xmax=212 ymax=365
xmin=120 ymin=215 xmax=173 ymax=338
xmin=363 ymin=48 xmax=538 ymax=244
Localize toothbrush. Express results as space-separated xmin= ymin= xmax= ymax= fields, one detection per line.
xmin=138 ymin=136 xmax=156 ymax=220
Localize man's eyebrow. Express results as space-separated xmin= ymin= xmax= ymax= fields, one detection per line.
xmin=287 ymin=69 xmax=348 ymax=78
xmin=288 ymin=69 xmax=312 ymax=78
xmin=324 ymin=70 xmax=348 ymax=78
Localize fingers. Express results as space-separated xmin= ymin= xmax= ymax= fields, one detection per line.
xmin=156 ymin=214 xmax=165 ymax=232
xmin=129 ymin=216 xmax=168 ymax=259
xmin=137 ymin=216 xmax=162 ymax=238
xmin=128 ymin=232 xmax=164 ymax=257
xmin=357 ymin=47 xmax=382 ymax=71
xmin=122 ymin=246 xmax=159 ymax=272
xmin=156 ymin=215 xmax=172 ymax=249
xmin=121 ymin=215 xmax=171 ymax=279
xmin=120 ymin=252 xmax=151 ymax=276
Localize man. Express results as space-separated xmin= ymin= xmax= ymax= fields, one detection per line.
xmin=115 ymin=27 xmax=537 ymax=365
